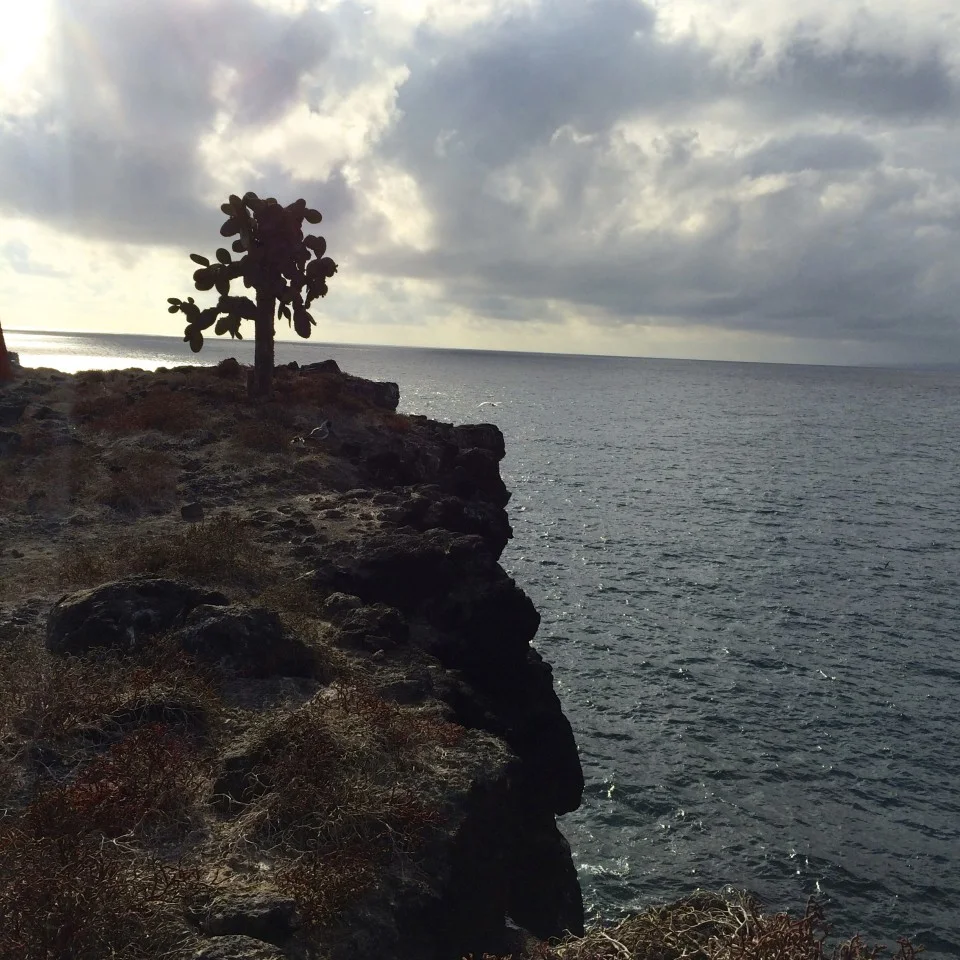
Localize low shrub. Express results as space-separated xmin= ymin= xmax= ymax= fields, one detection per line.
xmin=230 ymin=686 xmax=460 ymax=929
xmin=99 ymin=448 xmax=178 ymax=514
xmin=25 ymin=723 xmax=206 ymax=842
xmin=511 ymin=890 xmax=922 ymax=960
xmin=376 ymin=411 xmax=413 ymax=434
xmin=0 ymin=632 xmax=215 ymax=752
xmin=234 ymin=418 xmax=292 ymax=452
xmin=0 ymin=826 xmax=198 ymax=960
xmin=74 ymin=386 xmax=203 ymax=435
xmin=56 ymin=513 xmax=256 ymax=588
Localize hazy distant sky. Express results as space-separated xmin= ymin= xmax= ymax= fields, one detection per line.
xmin=1 ymin=0 xmax=958 ymax=364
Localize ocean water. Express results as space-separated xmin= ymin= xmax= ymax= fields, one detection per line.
xmin=8 ymin=330 xmax=960 ymax=954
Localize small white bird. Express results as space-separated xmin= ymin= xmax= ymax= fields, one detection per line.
xmin=309 ymin=419 xmax=334 ymax=440
xmin=477 ymin=401 xmax=500 ymax=408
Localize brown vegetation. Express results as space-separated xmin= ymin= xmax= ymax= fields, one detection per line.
xmin=237 ymin=684 xmax=462 ymax=929
xmin=503 ymin=890 xmax=921 ymax=960
xmin=0 ymin=631 xmax=213 ymax=959
xmin=55 ymin=513 xmax=256 ymax=589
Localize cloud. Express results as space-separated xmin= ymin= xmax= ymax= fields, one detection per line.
xmin=755 ymin=32 xmax=957 ymax=119
xmin=1 ymin=239 xmax=67 ymax=277
xmin=0 ymin=0 xmax=337 ymax=244
xmin=745 ymin=133 xmax=882 ymax=176
xmin=2 ymin=0 xmax=960 ymax=362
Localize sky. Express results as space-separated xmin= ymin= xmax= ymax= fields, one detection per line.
xmin=0 ymin=0 xmax=958 ymax=365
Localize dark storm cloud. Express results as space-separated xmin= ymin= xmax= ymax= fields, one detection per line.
xmin=757 ymin=33 xmax=956 ymax=119
xmin=361 ymin=0 xmax=960 ymax=354
xmin=391 ymin=0 xmax=715 ymax=169
xmin=0 ymin=0 xmax=337 ymax=244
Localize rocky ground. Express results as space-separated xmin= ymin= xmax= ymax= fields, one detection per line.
xmin=0 ymin=358 xmax=584 ymax=960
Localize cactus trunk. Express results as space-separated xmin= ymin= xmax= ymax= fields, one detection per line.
xmin=253 ymin=294 xmax=276 ymax=396
xmin=0 ymin=321 xmax=14 ymax=382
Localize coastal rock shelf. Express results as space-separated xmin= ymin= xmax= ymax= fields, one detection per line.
xmin=0 ymin=359 xmax=584 ymax=959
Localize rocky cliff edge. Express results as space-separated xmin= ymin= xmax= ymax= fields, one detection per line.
xmin=0 ymin=358 xmax=584 ymax=960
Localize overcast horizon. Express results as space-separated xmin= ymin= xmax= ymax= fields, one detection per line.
xmin=1 ymin=0 xmax=958 ymax=366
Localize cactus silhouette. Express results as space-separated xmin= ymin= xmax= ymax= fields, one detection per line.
xmin=168 ymin=193 xmax=337 ymax=396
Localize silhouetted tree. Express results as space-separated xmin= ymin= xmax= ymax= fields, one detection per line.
xmin=168 ymin=193 xmax=337 ymax=396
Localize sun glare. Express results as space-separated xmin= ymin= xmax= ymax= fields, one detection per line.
xmin=0 ymin=1 xmax=52 ymax=111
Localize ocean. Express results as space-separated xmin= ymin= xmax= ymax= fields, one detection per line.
xmin=8 ymin=329 xmax=960 ymax=954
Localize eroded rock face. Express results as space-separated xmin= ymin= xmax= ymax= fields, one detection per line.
xmin=312 ymin=532 xmax=585 ymax=940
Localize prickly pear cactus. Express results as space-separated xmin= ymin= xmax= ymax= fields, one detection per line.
xmin=167 ymin=193 xmax=337 ymax=394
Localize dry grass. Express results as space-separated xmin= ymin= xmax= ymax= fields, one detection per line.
xmin=0 ymin=441 xmax=174 ymax=518
xmin=0 ymin=623 xmax=215 ymax=959
xmin=0 ymin=826 xmax=202 ymax=960
xmin=55 ymin=513 xmax=257 ymax=589
xmin=508 ymin=890 xmax=922 ymax=960
xmin=74 ymin=384 xmax=204 ymax=435
xmin=0 ymin=631 xmax=215 ymax=750
xmin=375 ymin=410 xmax=413 ymax=433
xmin=0 ymin=445 xmax=103 ymax=515
xmin=0 ymin=724 xmax=209 ymax=960
xmin=222 ymin=684 xmax=463 ymax=929
xmin=233 ymin=417 xmax=293 ymax=452
xmin=100 ymin=448 xmax=178 ymax=514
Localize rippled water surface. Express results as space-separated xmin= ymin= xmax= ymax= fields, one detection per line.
xmin=12 ymin=331 xmax=960 ymax=954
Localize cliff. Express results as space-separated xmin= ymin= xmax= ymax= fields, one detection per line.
xmin=0 ymin=358 xmax=584 ymax=959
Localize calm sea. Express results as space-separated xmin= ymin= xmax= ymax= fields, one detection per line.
xmin=9 ymin=330 xmax=960 ymax=954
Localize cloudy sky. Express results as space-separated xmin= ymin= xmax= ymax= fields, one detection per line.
xmin=1 ymin=0 xmax=958 ymax=364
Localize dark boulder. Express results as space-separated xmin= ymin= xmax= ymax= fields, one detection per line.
xmin=0 ymin=429 xmax=21 ymax=456
xmin=46 ymin=578 xmax=228 ymax=656
xmin=177 ymin=605 xmax=317 ymax=678
xmin=301 ymin=359 xmax=340 ymax=374
xmin=0 ymin=397 xmax=27 ymax=427
xmin=332 ymin=603 xmax=409 ymax=652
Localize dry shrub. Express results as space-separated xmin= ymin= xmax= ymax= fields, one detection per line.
xmin=56 ymin=513 xmax=256 ymax=588
xmin=15 ymin=421 xmax=78 ymax=454
xmin=334 ymin=683 xmax=465 ymax=754
xmin=520 ymin=890 xmax=922 ymax=960
xmin=255 ymin=579 xmax=327 ymax=623
xmin=26 ymin=724 xmax=206 ymax=841
xmin=0 ymin=724 xmax=208 ymax=960
xmin=234 ymin=418 xmax=292 ymax=452
xmin=0 ymin=633 xmax=215 ymax=751
xmin=99 ymin=448 xmax=178 ymax=514
xmin=75 ymin=386 xmax=203 ymax=435
xmin=71 ymin=389 xmax=128 ymax=423
xmin=234 ymin=687 xmax=460 ymax=929
xmin=376 ymin=411 xmax=413 ymax=434
xmin=0 ymin=827 xmax=198 ymax=960
xmin=0 ymin=445 xmax=104 ymax=516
